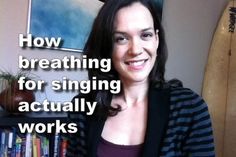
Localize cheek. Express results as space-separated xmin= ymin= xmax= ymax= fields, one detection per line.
xmin=112 ymin=46 xmax=127 ymax=60
xmin=112 ymin=50 xmax=122 ymax=68
xmin=112 ymin=50 xmax=119 ymax=62
xmin=112 ymin=47 xmax=118 ymax=60
xmin=146 ymin=42 xmax=158 ymax=57
xmin=151 ymin=39 xmax=159 ymax=56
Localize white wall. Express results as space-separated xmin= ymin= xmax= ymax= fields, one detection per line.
xmin=162 ymin=0 xmax=229 ymax=93
xmin=0 ymin=0 xmax=229 ymax=105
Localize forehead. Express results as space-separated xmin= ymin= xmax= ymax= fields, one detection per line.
xmin=113 ymin=2 xmax=154 ymax=31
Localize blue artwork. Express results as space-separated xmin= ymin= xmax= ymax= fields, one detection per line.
xmin=28 ymin=0 xmax=103 ymax=52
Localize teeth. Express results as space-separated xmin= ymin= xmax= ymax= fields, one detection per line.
xmin=128 ymin=60 xmax=145 ymax=66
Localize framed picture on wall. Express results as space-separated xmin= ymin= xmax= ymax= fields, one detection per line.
xmin=27 ymin=0 xmax=103 ymax=52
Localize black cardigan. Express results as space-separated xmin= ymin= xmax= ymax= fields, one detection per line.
xmin=66 ymin=84 xmax=215 ymax=157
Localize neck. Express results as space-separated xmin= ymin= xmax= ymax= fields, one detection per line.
xmin=120 ymin=79 xmax=149 ymax=106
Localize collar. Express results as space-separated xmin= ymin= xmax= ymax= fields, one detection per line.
xmin=142 ymin=85 xmax=170 ymax=156
xmin=87 ymin=85 xmax=170 ymax=157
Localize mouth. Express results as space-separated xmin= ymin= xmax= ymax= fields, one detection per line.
xmin=125 ymin=59 xmax=148 ymax=65
xmin=124 ymin=59 xmax=148 ymax=69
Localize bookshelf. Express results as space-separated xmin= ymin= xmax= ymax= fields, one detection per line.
xmin=0 ymin=111 xmax=69 ymax=157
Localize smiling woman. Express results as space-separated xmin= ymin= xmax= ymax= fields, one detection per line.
xmin=66 ymin=0 xmax=215 ymax=157
xmin=112 ymin=3 xmax=159 ymax=85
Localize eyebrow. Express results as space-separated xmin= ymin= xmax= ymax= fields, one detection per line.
xmin=113 ymin=27 xmax=154 ymax=34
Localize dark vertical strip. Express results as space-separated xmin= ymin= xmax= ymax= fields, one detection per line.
xmin=154 ymin=0 xmax=164 ymax=20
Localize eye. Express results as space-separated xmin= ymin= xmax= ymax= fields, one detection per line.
xmin=114 ymin=35 xmax=128 ymax=45
xmin=141 ymin=32 xmax=153 ymax=40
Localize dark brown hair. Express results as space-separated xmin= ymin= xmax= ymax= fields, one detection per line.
xmin=83 ymin=0 xmax=167 ymax=117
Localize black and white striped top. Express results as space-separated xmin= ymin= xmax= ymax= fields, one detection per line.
xmin=66 ymin=85 xmax=215 ymax=157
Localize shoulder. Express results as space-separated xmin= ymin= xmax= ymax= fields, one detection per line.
xmin=167 ymin=81 xmax=210 ymax=121
xmin=170 ymin=85 xmax=201 ymax=105
xmin=170 ymin=85 xmax=206 ymax=107
xmin=160 ymin=80 xmax=215 ymax=156
xmin=150 ymin=79 xmax=209 ymax=117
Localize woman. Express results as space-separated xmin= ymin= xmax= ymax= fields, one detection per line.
xmin=67 ymin=0 xmax=215 ymax=156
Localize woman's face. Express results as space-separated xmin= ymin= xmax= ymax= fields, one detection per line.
xmin=112 ymin=2 xmax=159 ymax=84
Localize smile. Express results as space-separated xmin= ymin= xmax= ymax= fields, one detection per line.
xmin=124 ymin=59 xmax=148 ymax=70
xmin=125 ymin=59 xmax=147 ymax=65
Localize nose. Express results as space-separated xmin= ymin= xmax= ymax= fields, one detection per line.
xmin=129 ymin=38 xmax=143 ymax=56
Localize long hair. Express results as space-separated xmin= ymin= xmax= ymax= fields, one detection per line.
xmin=83 ymin=0 xmax=167 ymax=117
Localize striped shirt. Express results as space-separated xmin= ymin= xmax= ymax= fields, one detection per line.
xmin=159 ymin=87 xmax=215 ymax=156
xmin=66 ymin=85 xmax=215 ymax=157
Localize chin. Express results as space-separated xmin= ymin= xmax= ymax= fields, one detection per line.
xmin=125 ymin=74 xmax=149 ymax=83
